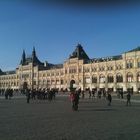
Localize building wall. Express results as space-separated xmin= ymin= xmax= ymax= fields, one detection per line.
xmin=1 ymin=51 xmax=140 ymax=92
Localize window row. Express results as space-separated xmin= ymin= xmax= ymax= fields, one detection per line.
xmin=85 ymin=73 xmax=140 ymax=83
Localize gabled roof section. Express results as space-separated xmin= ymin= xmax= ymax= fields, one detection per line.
xmin=1 ymin=70 xmax=16 ymax=75
xmin=69 ymin=44 xmax=90 ymax=60
xmin=39 ymin=61 xmax=63 ymax=71
xmin=126 ymin=46 xmax=140 ymax=53
xmin=87 ymin=55 xmax=122 ymax=63
xmin=20 ymin=47 xmax=44 ymax=66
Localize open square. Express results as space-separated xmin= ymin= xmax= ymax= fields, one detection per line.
xmin=0 ymin=95 xmax=140 ymax=140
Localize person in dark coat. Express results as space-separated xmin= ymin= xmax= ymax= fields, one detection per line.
xmin=5 ymin=89 xmax=9 ymax=99
xmin=98 ymin=90 xmax=102 ymax=99
xmin=26 ymin=89 xmax=30 ymax=103
xmin=9 ymin=89 xmax=13 ymax=100
xmin=120 ymin=90 xmax=124 ymax=99
xmin=73 ymin=91 xmax=80 ymax=111
xmin=81 ymin=90 xmax=85 ymax=99
xmin=107 ymin=93 xmax=112 ymax=106
xmin=92 ymin=89 xmax=95 ymax=98
xmin=126 ymin=92 xmax=131 ymax=106
xmin=88 ymin=90 xmax=91 ymax=99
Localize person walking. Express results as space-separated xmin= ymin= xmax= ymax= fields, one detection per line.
xmin=126 ymin=92 xmax=131 ymax=106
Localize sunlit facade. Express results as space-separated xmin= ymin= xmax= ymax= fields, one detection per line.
xmin=1 ymin=44 xmax=140 ymax=93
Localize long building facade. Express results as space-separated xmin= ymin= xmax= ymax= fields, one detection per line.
xmin=1 ymin=44 xmax=140 ymax=93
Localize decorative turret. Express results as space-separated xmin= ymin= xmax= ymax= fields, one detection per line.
xmin=19 ymin=47 xmax=43 ymax=66
xmin=32 ymin=46 xmax=36 ymax=59
xmin=20 ymin=49 xmax=26 ymax=65
xmin=69 ymin=43 xmax=90 ymax=60
xmin=32 ymin=47 xmax=44 ymax=66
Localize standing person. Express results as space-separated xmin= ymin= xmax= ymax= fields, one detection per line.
xmin=73 ymin=91 xmax=80 ymax=111
xmin=126 ymin=92 xmax=131 ymax=106
xmin=9 ymin=89 xmax=13 ymax=100
xmin=107 ymin=93 xmax=112 ymax=106
xmin=98 ymin=90 xmax=101 ymax=99
xmin=81 ymin=90 xmax=85 ymax=99
xmin=92 ymin=89 xmax=95 ymax=98
xmin=70 ymin=90 xmax=76 ymax=110
xmin=117 ymin=90 xmax=120 ymax=99
xmin=5 ymin=88 xmax=9 ymax=99
xmin=26 ymin=89 xmax=30 ymax=104
xmin=88 ymin=89 xmax=91 ymax=99
xmin=103 ymin=90 xmax=106 ymax=99
xmin=120 ymin=90 xmax=123 ymax=99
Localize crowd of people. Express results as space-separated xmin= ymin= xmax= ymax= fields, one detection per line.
xmin=4 ymin=88 xmax=13 ymax=100
xmin=69 ymin=88 xmax=133 ymax=111
xmin=0 ymin=87 xmax=133 ymax=109
xmin=24 ymin=88 xmax=57 ymax=103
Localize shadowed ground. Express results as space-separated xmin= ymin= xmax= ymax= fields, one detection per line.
xmin=0 ymin=95 xmax=140 ymax=140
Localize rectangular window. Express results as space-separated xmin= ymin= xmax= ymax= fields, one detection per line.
xmin=61 ymin=80 xmax=63 ymax=85
xmin=33 ymin=81 xmax=36 ymax=85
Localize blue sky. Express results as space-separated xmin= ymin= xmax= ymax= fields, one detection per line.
xmin=0 ymin=1 xmax=140 ymax=70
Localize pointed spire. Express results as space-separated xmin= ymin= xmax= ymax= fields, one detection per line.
xmin=32 ymin=46 xmax=36 ymax=58
xmin=23 ymin=49 xmax=26 ymax=59
xmin=31 ymin=46 xmax=43 ymax=66
xmin=20 ymin=49 xmax=26 ymax=65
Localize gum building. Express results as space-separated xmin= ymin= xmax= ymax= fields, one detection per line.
xmin=1 ymin=44 xmax=140 ymax=93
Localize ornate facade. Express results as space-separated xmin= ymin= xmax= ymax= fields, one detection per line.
xmin=1 ymin=44 xmax=140 ymax=93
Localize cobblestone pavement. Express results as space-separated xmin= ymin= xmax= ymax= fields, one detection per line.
xmin=0 ymin=95 xmax=140 ymax=140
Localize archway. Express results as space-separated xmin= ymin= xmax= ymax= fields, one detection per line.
xmin=23 ymin=82 xmax=28 ymax=90
xmin=20 ymin=82 xmax=28 ymax=94
xmin=70 ymin=80 xmax=76 ymax=91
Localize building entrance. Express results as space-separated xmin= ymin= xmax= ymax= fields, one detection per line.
xmin=23 ymin=82 xmax=28 ymax=90
xmin=21 ymin=82 xmax=28 ymax=94
xmin=70 ymin=80 xmax=76 ymax=90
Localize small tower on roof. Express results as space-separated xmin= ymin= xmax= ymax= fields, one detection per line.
xmin=32 ymin=46 xmax=36 ymax=58
xmin=69 ymin=43 xmax=90 ymax=60
xmin=20 ymin=49 xmax=26 ymax=65
xmin=32 ymin=46 xmax=44 ymax=66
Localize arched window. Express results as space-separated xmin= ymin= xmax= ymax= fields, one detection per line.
xmin=107 ymin=65 xmax=113 ymax=71
xmin=126 ymin=60 xmax=133 ymax=69
xmin=107 ymin=74 xmax=114 ymax=83
xmin=137 ymin=72 xmax=140 ymax=82
xmin=127 ymin=72 xmax=133 ymax=82
xmin=99 ymin=66 xmax=105 ymax=71
xmin=99 ymin=75 xmax=105 ymax=83
xmin=92 ymin=67 xmax=97 ymax=72
xmin=116 ymin=64 xmax=123 ymax=70
xmin=116 ymin=73 xmax=123 ymax=83
xmin=92 ymin=75 xmax=97 ymax=83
